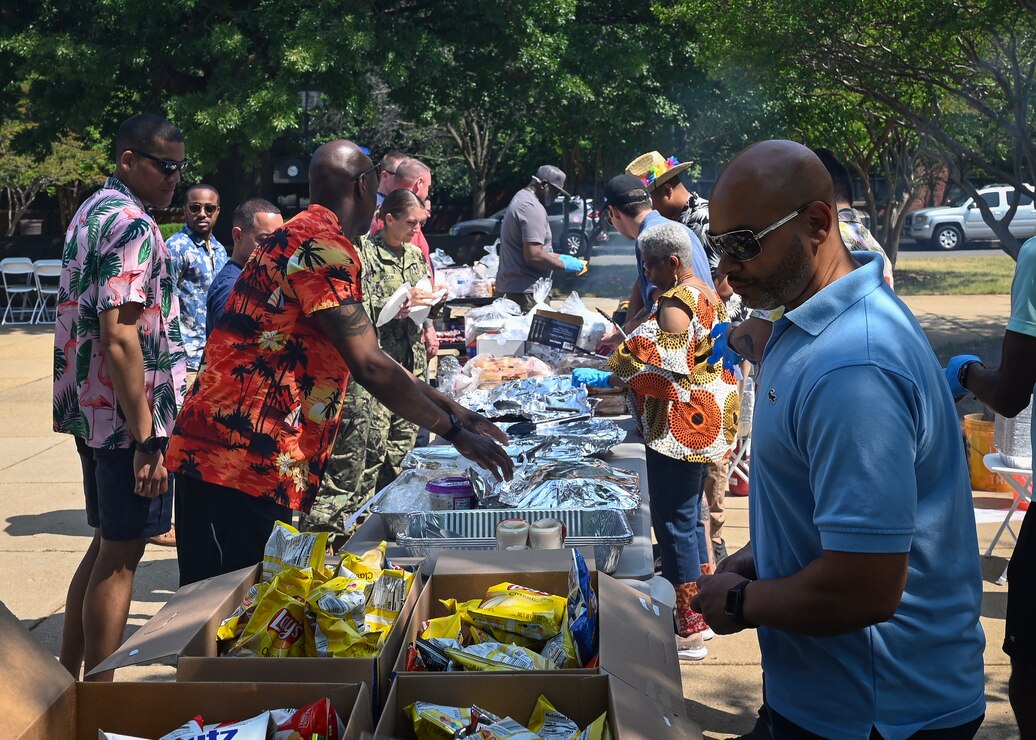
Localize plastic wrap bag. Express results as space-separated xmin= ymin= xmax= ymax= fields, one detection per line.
xmin=431 ymin=248 xmax=456 ymax=269
xmin=530 ymin=277 xmax=552 ymax=311
xmin=558 ymin=292 xmax=609 ymax=351
xmin=464 ymin=298 xmax=524 ymax=345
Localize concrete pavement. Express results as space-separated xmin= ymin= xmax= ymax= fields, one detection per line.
xmin=0 ymin=295 xmax=1023 ymax=737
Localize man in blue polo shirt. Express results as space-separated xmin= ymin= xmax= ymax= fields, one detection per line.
xmin=693 ymin=140 xmax=985 ymax=739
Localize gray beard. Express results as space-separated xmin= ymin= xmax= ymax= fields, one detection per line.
xmin=745 ymin=236 xmax=812 ymax=311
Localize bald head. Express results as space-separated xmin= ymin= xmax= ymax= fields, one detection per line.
xmin=309 ymin=140 xmax=378 ymax=240
xmin=711 ymin=140 xmax=834 ymax=232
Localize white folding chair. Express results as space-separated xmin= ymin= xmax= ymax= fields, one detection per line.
xmin=1 ymin=258 xmax=38 ymax=325
xmin=31 ymin=259 xmax=63 ymax=323
xmin=982 ymin=453 xmax=1033 ymax=585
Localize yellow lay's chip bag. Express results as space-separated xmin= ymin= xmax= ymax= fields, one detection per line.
xmin=262 ymin=521 xmax=328 ymax=582
xmin=405 ymin=701 xmax=472 ymax=740
xmin=445 ymin=642 xmax=556 ymax=672
xmin=469 ymin=582 xmax=567 ymax=641
xmin=304 ymin=576 xmax=368 ymax=657
xmin=336 ymin=541 xmax=387 ymax=582
xmin=366 ymin=568 xmax=414 ymax=633
xmin=216 ymin=579 xmax=272 ymax=643
xmin=228 ymin=567 xmax=314 ymax=657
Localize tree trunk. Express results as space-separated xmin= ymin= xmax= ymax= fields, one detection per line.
xmin=471 ymin=177 xmax=487 ymax=219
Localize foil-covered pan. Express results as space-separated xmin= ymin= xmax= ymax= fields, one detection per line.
xmin=496 ymin=458 xmax=641 ymax=512
xmin=460 ymin=375 xmax=591 ymax=421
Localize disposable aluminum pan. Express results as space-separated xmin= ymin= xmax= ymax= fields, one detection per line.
xmin=396 ymin=508 xmax=633 ymax=574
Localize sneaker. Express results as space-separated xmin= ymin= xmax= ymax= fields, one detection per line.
xmin=713 ymin=539 xmax=729 ymax=565
xmin=676 ymin=632 xmax=708 ymax=661
xmin=687 ymin=609 xmax=715 ymax=641
xmin=147 ymin=524 xmax=176 ymax=547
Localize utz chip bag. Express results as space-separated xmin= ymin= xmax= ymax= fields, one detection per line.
xmin=270 ymin=697 xmax=347 ymax=740
xmin=262 ymin=521 xmax=329 ymax=582
xmin=228 ymin=568 xmax=314 ymax=657
xmin=156 ymin=712 xmax=270 ymax=740
xmin=469 ymin=582 xmax=567 ymax=640
xmin=476 ymin=716 xmax=543 ymax=740
xmin=405 ymin=701 xmax=472 ymax=740
xmin=304 ymin=576 xmax=368 ymax=657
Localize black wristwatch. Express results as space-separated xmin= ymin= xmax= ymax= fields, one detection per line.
xmin=136 ymin=435 xmax=168 ymax=455
xmin=725 ymin=579 xmax=755 ymax=628
xmin=958 ymin=359 xmax=982 ymax=390
xmin=442 ymin=413 xmax=464 ymax=442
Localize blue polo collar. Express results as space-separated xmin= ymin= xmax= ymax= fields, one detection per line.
xmin=783 ymin=251 xmax=885 ymax=337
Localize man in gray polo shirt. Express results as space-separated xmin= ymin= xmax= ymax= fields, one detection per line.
xmin=497 ymin=165 xmax=585 ymax=310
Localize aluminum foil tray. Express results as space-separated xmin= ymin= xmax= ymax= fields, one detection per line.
xmin=396 ymin=508 xmax=633 ymax=574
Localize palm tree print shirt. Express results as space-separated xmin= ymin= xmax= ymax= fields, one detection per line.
xmin=53 ymin=176 xmax=188 ymax=449
xmin=165 ymin=204 xmax=363 ymax=511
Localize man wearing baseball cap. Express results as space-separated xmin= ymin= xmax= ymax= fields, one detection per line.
xmin=600 ymin=174 xmax=713 ymax=333
xmin=496 ymin=164 xmax=585 ymax=310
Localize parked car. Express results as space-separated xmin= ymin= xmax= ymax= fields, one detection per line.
xmin=448 ymin=197 xmax=597 ymax=258
xmin=905 ymin=184 xmax=1036 ymax=250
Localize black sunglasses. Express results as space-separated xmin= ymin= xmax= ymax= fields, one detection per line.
xmin=187 ymin=203 xmax=219 ymax=216
xmin=131 ymin=149 xmax=190 ymax=176
xmin=706 ymin=203 xmax=812 ymax=262
xmin=352 ymin=161 xmax=382 ymax=181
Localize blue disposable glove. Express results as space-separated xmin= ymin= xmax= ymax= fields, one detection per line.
xmin=559 ymin=254 xmax=586 ymax=273
xmin=572 ymin=367 xmax=613 ymax=388
xmin=944 ymin=354 xmax=982 ymax=401
xmin=709 ymin=322 xmax=744 ymax=378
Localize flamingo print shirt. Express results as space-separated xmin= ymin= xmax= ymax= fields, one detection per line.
xmin=165 ymin=204 xmax=364 ymax=512
xmin=53 ymin=176 xmax=188 ymax=449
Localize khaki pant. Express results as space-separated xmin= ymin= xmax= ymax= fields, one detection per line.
xmin=703 ymin=459 xmax=727 ymax=543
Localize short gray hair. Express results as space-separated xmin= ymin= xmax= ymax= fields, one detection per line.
xmin=639 ymin=221 xmax=694 ymax=268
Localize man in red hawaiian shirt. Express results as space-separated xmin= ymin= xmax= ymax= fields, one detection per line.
xmin=166 ymin=140 xmax=512 ymax=585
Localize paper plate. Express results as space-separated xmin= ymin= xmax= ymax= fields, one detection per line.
xmin=376 ymin=283 xmax=411 ymax=327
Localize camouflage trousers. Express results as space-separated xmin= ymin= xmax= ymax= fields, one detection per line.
xmin=303 ymin=382 xmax=418 ymax=544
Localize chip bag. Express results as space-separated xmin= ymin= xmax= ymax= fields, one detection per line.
xmin=469 ymin=583 xmax=567 ymax=640
xmin=528 ymin=695 xmax=610 ymax=740
xmin=262 ymin=521 xmax=328 ymax=582
xmin=216 ymin=580 xmax=272 ymax=642
xmin=270 ymin=697 xmax=347 ymax=740
xmin=567 ymin=550 xmax=598 ymax=667
xmin=337 ymin=541 xmax=387 ymax=582
xmin=476 ymin=717 xmax=544 ymax=740
xmin=366 ymin=568 xmax=414 ymax=632
xmin=540 ymin=610 xmax=577 ymax=669
xmin=305 ymin=576 xmax=369 ymax=657
xmin=228 ymin=568 xmax=314 ymax=657
xmin=445 ymin=641 xmax=556 ymax=672
xmin=156 ymin=712 xmax=270 ymax=740
xmin=405 ymin=701 xmax=473 ymax=740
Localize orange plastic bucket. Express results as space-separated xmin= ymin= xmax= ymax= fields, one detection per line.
xmin=963 ymin=414 xmax=1012 ymax=492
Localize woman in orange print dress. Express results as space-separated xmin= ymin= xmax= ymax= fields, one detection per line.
xmin=572 ymin=221 xmax=739 ymax=662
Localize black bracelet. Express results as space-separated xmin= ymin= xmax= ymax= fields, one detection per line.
xmin=959 ymin=360 xmax=982 ymax=390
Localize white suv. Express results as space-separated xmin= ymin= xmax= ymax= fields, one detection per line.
xmin=905 ymin=184 xmax=1036 ymax=250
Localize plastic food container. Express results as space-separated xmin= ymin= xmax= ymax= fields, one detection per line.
xmin=426 ymin=476 xmax=477 ymax=511
xmin=396 ymin=508 xmax=633 ymax=574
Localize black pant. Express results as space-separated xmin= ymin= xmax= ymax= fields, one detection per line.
xmin=768 ymin=707 xmax=983 ymax=740
xmin=175 ymin=475 xmax=292 ymax=586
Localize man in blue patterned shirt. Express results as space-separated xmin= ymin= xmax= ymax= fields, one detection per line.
xmin=166 ymin=184 xmax=228 ymax=373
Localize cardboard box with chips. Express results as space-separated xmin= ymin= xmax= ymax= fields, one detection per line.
xmin=92 ymin=561 xmax=421 ymax=713
xmin=391 ymin=549 xmax=693 ymax=734
xmin=1 ymin=600 xmax=373 ymax=740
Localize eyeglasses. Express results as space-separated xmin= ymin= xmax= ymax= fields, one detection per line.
xmin=706 ymin=203 xmax=812 ymax=262
xmin=187 ymin=203 xmax=219 ymax=216
xmin=352 ymin=161 xmax=381 ymax=181
xmin=130 ymin=149 xmax=191 ymax=176
xmin=383 ymin=169 xmax=396 ymax=176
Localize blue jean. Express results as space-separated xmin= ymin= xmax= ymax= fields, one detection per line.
xmin=645 ymin=447 xmax=709 ymax=584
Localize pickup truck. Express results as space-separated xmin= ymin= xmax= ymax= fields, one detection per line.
xmin=905 ymin=184 xmax=1036 ymax=250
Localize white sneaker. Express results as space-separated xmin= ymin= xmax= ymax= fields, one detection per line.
xmin=676 ymin=633 xmax=708 ymax=661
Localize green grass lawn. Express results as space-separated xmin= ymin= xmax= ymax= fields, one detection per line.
xmin=893 ymin=254 xmax=1015 ymax=295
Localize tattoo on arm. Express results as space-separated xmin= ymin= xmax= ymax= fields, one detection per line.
xmin=317 ymin=303 xmax=373 ymax=342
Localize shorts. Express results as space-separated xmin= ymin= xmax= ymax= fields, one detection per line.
xmin=175 ymin=474 xmax=292 ymax=587
xmin=1004 ymin=503 xmax=1036 ymax=665
xmin=75 ymin=437 xmax=173 ymax=541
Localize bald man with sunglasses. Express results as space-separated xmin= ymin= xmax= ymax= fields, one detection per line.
xmin=693 ymin=140 xmax=985 ymax=738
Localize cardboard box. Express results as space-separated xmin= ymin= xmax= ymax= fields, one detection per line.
xmin=475 ymin=333 xmax=527 ymax=357
xmin=92 ymin=562 xmax=421 ymax=713
xmin=390 ymin=550 xmax=689 ymax=732
xmin=528 ymin=309 xmax=583 ymax=351
xmin=1 ymin=600 xmax=372 ymax=740
xmin=375 ymin=673 xmax=698 ymax=739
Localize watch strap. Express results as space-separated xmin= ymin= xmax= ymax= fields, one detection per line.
xmin=442 ymin=413 xmax=463 ymax=442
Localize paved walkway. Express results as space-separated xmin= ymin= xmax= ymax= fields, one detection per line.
xmin=0 ymin=295 xmax=1022 ymax=737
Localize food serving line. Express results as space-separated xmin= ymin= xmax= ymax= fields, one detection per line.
xmin=23 ymin=294 xmax=699 ymax=739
